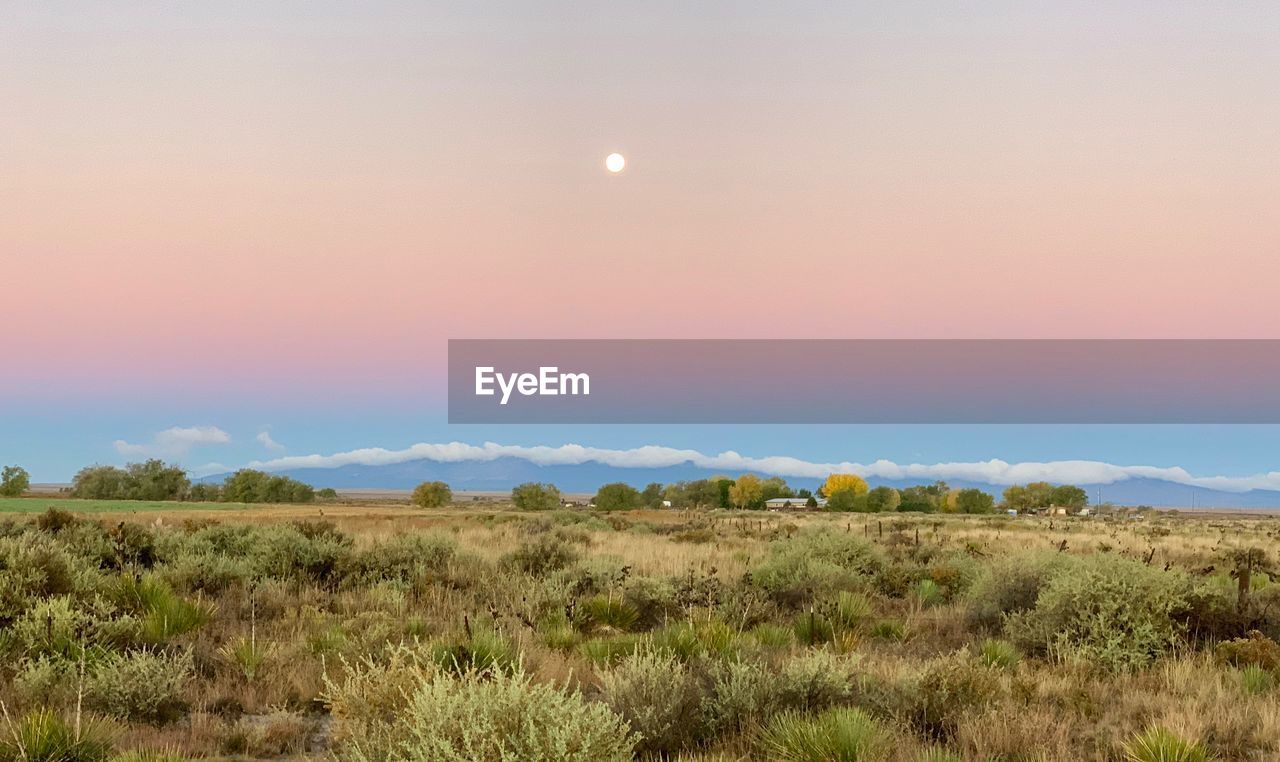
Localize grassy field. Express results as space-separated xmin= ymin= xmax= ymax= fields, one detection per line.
xmin=0 ymin=502 xmax=1278 ymax=760
xmin=0 ymin=497 xmax=261 ymax=514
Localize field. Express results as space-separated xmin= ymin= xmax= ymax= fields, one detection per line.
xmin=1 ymin=499 xmax=1278 ymax=761
xmin=0 ymin=498 xmax=257 ymax=514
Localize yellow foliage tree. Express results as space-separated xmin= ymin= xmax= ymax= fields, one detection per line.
xmin=821 ymin=473 xmax=868 ymax=498
xmin=729 ymin=473 xmax=764 ymax=509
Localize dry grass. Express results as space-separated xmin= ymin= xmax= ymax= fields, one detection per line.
xmin=0 ymin=503 xmax=1277 ymax=760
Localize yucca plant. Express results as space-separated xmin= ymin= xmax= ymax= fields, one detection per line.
xmin=977 ymin=638 xmax=1020 ymax=670
xmin=869 ymin=620 xmax=905 ymax=642
xmin=794 ymin=610 xmax=835 ymax=647
xmin=833 ymin=591 xmax=873 ymax=630
xmin=749 ymin=623 xmax=794 ymax=648
xmin=760 ymin=707 xmax=891 ymax=762
xmin=431 ymin=630 xmax=517 ymax=675
xmin=1238 ymin=665 xmax=1273 ymax=695
xmin=912 ymin=579 xmax=945 ymax=608
xmin=1121 ymin=727 xmax=1212 ymax=762
xmin=220 ymin=635 xmax=272 ymax=684
xmin=578 ymin=635 xmax=644 ymax=666
xmin=582 ymin=596 xmax=640 ymax=633
xmin=114 ymin=575 xmax=212 ymax=645
xmin=109 ymin=750 xmax=187 ymax=762
xmin=0 ymin=707 xmax=113 ymax=762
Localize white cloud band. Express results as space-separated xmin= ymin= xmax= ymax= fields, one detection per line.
xmin=245 ymin=441 xmax=1280 ymax=493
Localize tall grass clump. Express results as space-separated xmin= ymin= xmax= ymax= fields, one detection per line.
xmin=1121 ymin=727 xmax=1212 ymax=762
xmin=0 ymin=707 xmax=114 ymax=762
xmin=759 ymin=707 xmax=892 ymax=762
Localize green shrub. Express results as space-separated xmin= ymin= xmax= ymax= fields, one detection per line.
xmin=10 ymin=596 xmax=88 ymax=658
xmin=0 ymin=708 xmax=113 ymax=762
xmin=0 ymin=536 xmax=82 ymax=624
xmin=501 ymin=532 xmax=580 ymax=577
xmin=751 ymin=533 xmax=883 ymax=608
xmin=343 ymin=533 xmax=457 ymax=586
xmin=327 ymin=664 xmax=635 ymax=762
xmin=967 ymin=552 xmax=1070 ymax=631
xmin=1121 ymin=727 xmax=1211 ymax=762
xmin=11 ymin=656 xmax=77 ymax=708
xmin=220 ymin=709 xmax=315 ymax=757
xmin=1006 ymin=555 xmax=1192 ymax=672
xmin=706 ymin=658 xmax=777 ymax=735
xmin=774 ymin=650 xmax=858 ymax=712
xmin=1214 ymin=630 xmax=1280 ymax=672
xmin=598 ymin=650 xmax=707 ymax=755
xmin=87 ymin=648 xmax=193 ymax=724
xmin=908 ymin=654 xmax=999 ymax=740
xmin=759 ymin=707 xmax=891 ymax=762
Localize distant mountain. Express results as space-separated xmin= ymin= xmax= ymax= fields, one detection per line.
xmin=205 ymin=456 xmax=1280 ymax=508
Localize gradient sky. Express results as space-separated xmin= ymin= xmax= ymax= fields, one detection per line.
xmin=3 ymin=2 xmax=1279 ymax=480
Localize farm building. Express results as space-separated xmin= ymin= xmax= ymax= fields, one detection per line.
xmin=764 ymin=497 xmax=825 ymax=510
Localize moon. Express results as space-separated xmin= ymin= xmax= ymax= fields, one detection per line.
xmin=605 ymin=153 xmax=626 ymax=173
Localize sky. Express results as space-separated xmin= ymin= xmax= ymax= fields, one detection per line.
xmin=2 ymin=2 xmax=1279 ymax=483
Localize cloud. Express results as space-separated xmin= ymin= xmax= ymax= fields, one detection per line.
xmin=113 ymin=426 xmax=231 ymax=458
xmin=245 ymin=441 xmax=1280 ymax=493
xmin=256 ymin=429 xmax=285 ymax=452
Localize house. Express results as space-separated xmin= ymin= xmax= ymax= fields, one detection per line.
xmin=764 ymin=497 xmax=824 ymax=510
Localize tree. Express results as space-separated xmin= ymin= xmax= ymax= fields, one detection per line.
xmin=0 ymin=465 xmax=30 ymax=497
xmin=412 ymin=481 xmax=453 ymax=508
xmin=728 ymin=474 xmax=764 ymax=509
xmin=955 ymin=488 xmax=996 ymax=514
xmin=866 ymin=486 xmax=901 ymax=513
xmin=189 ymin=483 xmax=222 ymax=502
xmin=898 ymin=485 xmax=938 ymax=513
xmin=714 ymin=478 xmax=735 ymax=509
xmin=71 ymin=465 xmax=128 ymax=499
xmin=826 ymin=489 xmax=869 ymax=512
xmin=760 ymin=477 xmax=793 ymax=502
xmin=317 ymin=487 xmax=339 ymax=499
xmin=123 ymin=459 xmax=190 ymax=501
xmin=821 ymin=473 xmax=868 ymax=498
xmin=805 ymin=495 xmax=819 ymax=509
xmin=1050 ymin=485 xmax=1088 ymax=511
xmin=221 ymin=469 xmax=315 ymax=503
xmin=512 ymin=482 xmax=561 ymax=511
xmin=593 ymin=482 xmax=640 ymax=511
xmin=640 ymin=482 xmax=665 ymax=508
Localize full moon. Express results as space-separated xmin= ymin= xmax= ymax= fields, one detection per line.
xmin=605 ymin=153 xmax=626 ymax=173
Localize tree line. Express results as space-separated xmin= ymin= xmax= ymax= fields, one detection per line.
xmin=498 ymin=474 xmax=1090 ymax=514
xmin=68 ymin=460 xmax=321 ymax=504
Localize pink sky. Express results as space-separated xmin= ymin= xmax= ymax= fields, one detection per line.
xmin=3 ymin=3 xmax=1279 ymax=398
